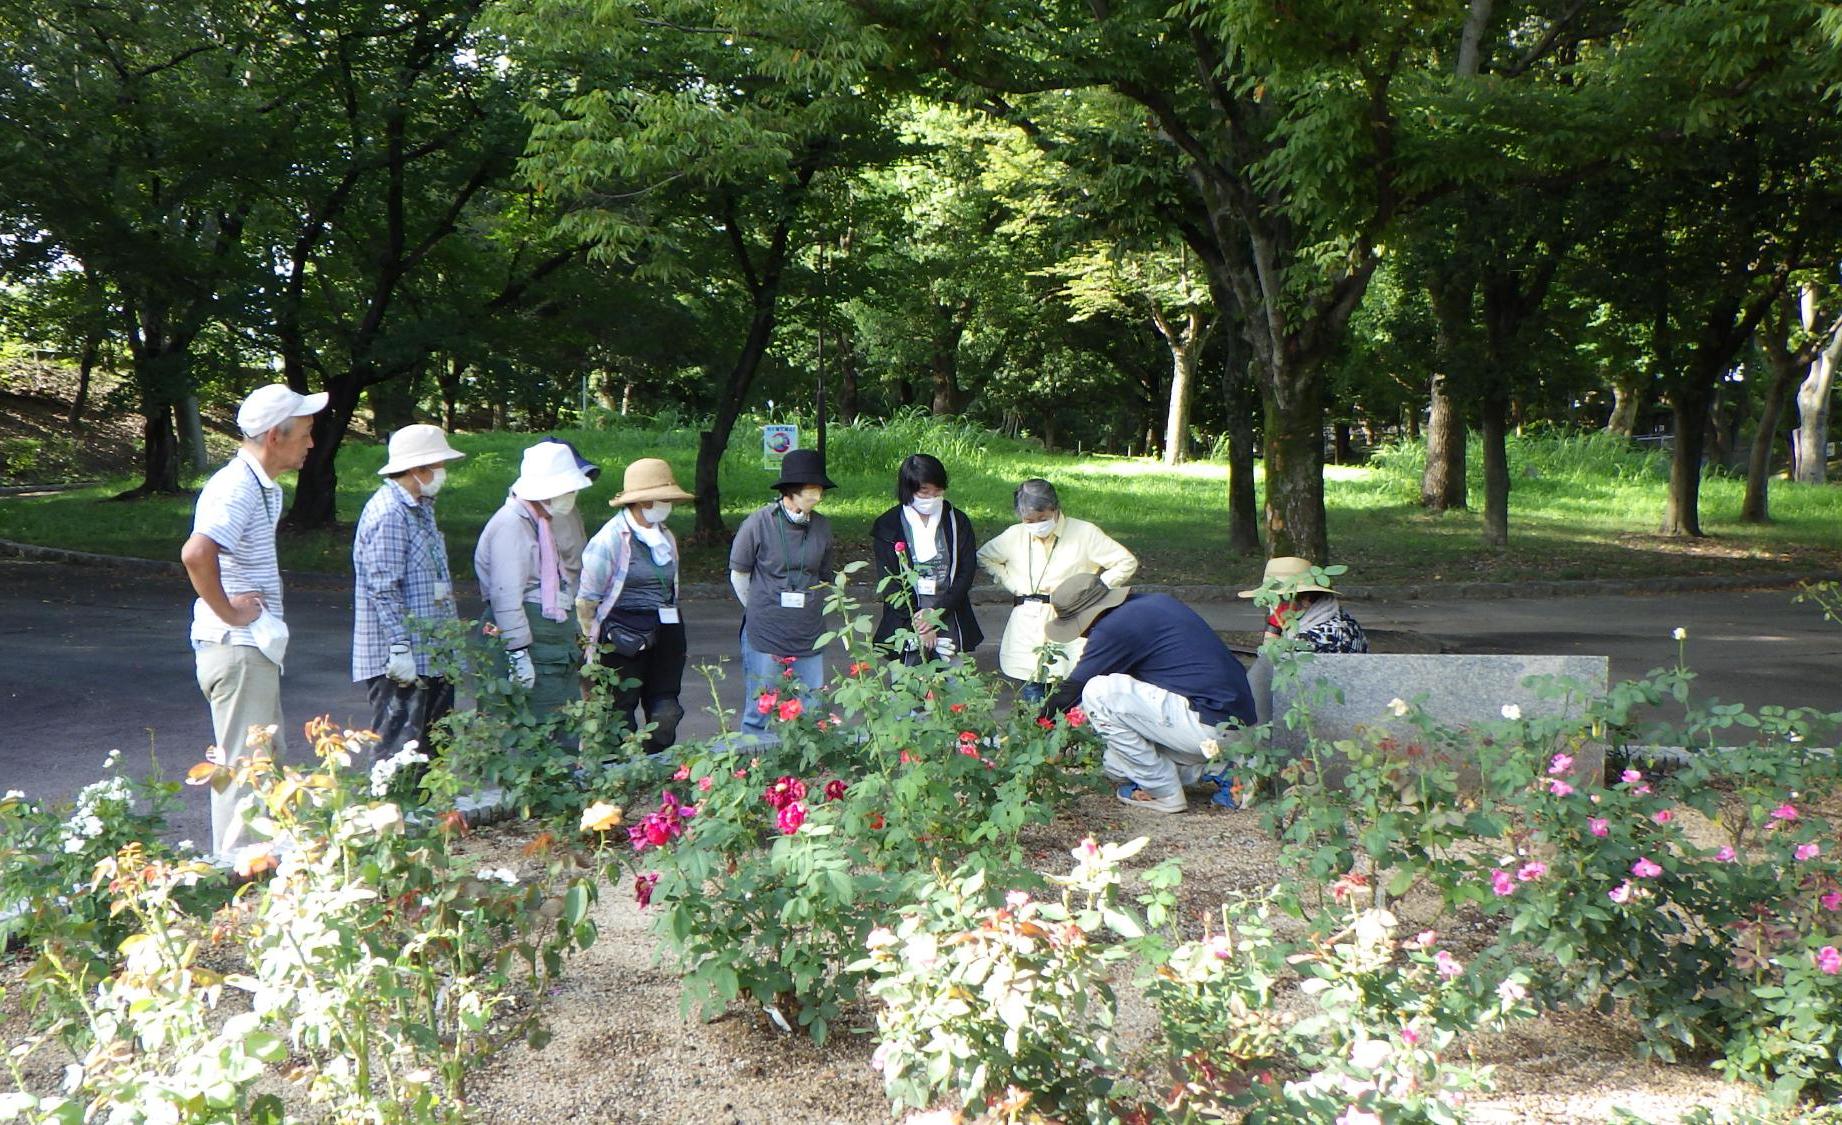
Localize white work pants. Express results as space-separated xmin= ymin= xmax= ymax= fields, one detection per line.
xmin=1081 ymin=673 xmax=1237 ymax=800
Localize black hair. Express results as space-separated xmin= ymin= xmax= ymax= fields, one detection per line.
xmin=896 ymin=453 xmax=949 ymax=505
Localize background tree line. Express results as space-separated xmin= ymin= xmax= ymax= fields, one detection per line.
xmin=2 ymin=0 xmax=1838 ymax=556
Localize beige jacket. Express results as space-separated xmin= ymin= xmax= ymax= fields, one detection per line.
xmin=975 ymin=515 xmax=1138 ymax=680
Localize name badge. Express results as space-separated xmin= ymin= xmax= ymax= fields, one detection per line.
xmin=658 ymin=605 xmax=681 ymax=624
xmin=433 ymin=581 xmax=452 ymax=602
xmin=916 ymin=577 xmax=938 ymax=596
xmin=780 ymin=591 xmax=807 ymax=609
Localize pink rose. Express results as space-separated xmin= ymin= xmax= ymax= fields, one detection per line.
xmin=1817 ymin=946 xmax=1842 ymax=975
xmin=1548 ymin=780 xmax=1574 ymax=797
xmin=1066 ymin=706 xmax=1088 ymax=728
xmin=1631 ymin=856 xmax=1662 ymax=879
xmin=1433 ymin=949 xmax=1462 ymax=979
xmin=1797 ymin=843 xmax=1821 ymax=861
xmin=1652 ymin=809 xmax=1673 ymax=825
xmin=1822 ymin=891 xmax=1842 ymax=912
xmin=1621 ymin=768 xmax=1643 ymax=784
xmin=777 ymin=801 xmax=807 ymax=835
xmin=1715 ymin=846 xmax=1737 ymax=862
xmin=1516 ymin=861 xmax=1548 ymax=882
xmin=1608 ymin=881 xmax=1633 ymax=904
xmin=1549 ymin=753 xmax=1573 ymax=776
xmin=1588 ymin=817 xmax=1609 ymax=838
xmin=777 ymin=697 xmax=804 ymax=722
xmin=1489 ymin=869 xmax=1515 ymax=896
xmin=755 ymin=691 xmax=778 ymax=715
xmin=1401 ymin=1026 xmax=1421 ymax=1046
xmin=894 ymin=540 xmax=907 ymax=554
xmin=672 ymin=764 xmax=691 ymax=781
xmin=697 ymin=776 xmax=713 ymax=792
xmin=1771 ymin=803 xmax=1800 ymax=822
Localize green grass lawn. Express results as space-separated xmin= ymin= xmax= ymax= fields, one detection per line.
xmin=4 ymin=417 xmax=1838 ymax=588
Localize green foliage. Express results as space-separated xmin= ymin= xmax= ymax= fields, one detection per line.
xmin=0 ymin=756 xmax=227 ymax=1045
xmin=593 ymin=566 xmax=1093 ymax=1043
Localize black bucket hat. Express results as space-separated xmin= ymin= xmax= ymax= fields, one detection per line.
xmin=771 ymin=449 xmax=838 ymax=491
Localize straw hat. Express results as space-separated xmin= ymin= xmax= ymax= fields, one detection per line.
xmin=1044 ymin=573 xmax=1131 ymax=643
xmin=610 ymin=458 xmax=695 ymax=506
xmin=377 ymin=424 xmax=466 ymax=476
xmin=1237 ymin=556 xmax=1338 ymax=598
xmin=510 ymin=441 xmax=594 ymax=502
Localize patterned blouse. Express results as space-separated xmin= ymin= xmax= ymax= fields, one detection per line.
xmin=1296 ymin=609 xmax=1370 ymax=654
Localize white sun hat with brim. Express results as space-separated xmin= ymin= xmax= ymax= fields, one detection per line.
xmin=510 ymin=441 xmax=594 ymax=502
xmin=237 ymin=383 xmax=328 ymax=438
xmin=378 ymin=424 xmax=466 ymax=476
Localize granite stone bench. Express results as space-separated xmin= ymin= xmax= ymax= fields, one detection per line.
xmin=1254 ymin=652 xmax=1611 ymax=786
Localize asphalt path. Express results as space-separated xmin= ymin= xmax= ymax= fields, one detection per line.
xmin=2 ymin=558 xmax=1837 ymax=844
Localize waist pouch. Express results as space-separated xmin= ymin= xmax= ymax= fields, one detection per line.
xmin=599 ymin=609 xmax=660 ymax=657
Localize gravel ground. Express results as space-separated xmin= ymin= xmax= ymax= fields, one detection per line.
xmin=0 ymin=800 xmax=1777 ymax=1123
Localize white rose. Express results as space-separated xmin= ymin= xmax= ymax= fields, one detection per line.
xmin=1387 ymin=698 xmax=1410 ymax=718
xmin=1500 ymin=704 xmax=1522 ymax=721
xmin=1672 ymin=627 xmax=1687 ymax=641
xmin=1199 ymin=738 xmax=1222 ymax=761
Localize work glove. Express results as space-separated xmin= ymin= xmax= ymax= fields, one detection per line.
xmin=384 ymin=643 xmax=418 ymax=686
xmin=508 ymin=647 xmax=537 ymax=690
xmin=934 ymin=635 xmax=958 ymax=659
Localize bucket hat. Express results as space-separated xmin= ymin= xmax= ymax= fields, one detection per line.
xmin=237 ymin=383 xmax=328 ymax=438
xmin=536 ymin=436 xmax=600 ymax=481
xmin=1237 ymin=556 xmax=1338 ymax=599
xmin=770 ymin=448 xmax=837 ymax=491
xmin=610 ymin=457 xmax=695 ymax=506
xmin=378 ymin=424 xmax=466 ymax=476
xmin=1045 ymin=573 xmax=1131 ymax=643
xmin=511 ymin=441 xmax=594 ymax=502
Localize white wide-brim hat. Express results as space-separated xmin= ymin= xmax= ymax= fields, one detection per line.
xmin=511 ymin=441 xmax=594 ymax=502
xmin=378 ymin=424 xmax=466 ymax=476
xmin=238 ymin=383 xmax=328 ymax=437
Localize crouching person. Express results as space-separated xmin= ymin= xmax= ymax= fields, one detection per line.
xmin=1040 ymin=574 xmax=1255 ymax=814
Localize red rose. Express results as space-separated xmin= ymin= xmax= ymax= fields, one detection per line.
xmin=777 ymin=697 xmax=805 ymax=722
xmin=1066 ymin=706 xmax=1088 ymax=728
xmin=824 ymin=779 xmax=848 ymax=802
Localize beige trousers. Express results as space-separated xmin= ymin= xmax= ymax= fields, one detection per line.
xmin=195 ymin=641 xmax=286 ymax=859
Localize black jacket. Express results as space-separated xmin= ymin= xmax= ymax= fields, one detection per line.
xmin=869 ymin=504 xmax=983 ymax=655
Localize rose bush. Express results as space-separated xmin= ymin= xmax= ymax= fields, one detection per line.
xmin=585 ymin=565 xmax=1095 ymax=1043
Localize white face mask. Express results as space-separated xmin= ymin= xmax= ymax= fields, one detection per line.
xmin=909 ymin=495 xmax=944 ymax=518
xmin=418 ymin=466 xmax=446 ymax=498
xmin=642 ymin=502 xmax=672 ymax=525
xmin=1025 ymin=517 xmax=1057 ymax=538
xmin=544 ymin=491 xmax=578 ymax=517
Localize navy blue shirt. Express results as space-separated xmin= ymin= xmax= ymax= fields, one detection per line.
xmin=1050 ymin=593 xmax=1255 ymax=726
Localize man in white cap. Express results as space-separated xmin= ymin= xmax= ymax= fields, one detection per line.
xmin=352 ymin=424 xmax=468 ymax=760
xmin=180 ymin=382 xmax=326 ymax=860
xmin=474 ymin=441 xmax=594 ymax=720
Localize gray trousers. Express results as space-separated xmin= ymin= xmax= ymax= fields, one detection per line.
xmin=195 ymin=641 xmax=286 ymax=859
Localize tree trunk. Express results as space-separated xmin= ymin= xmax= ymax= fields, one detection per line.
xmin=439 ymin=355 xmax=462 ymax=432
xmin=368 ymin=369 xmax=420 ymax=435
xmin=125 ymin=406 xmax=184 ymax=497
xmin=1421 ymin=374 xmax=1467 ymax=510
xmin=1662 ymin=380 xmax=1711 ymax=537
xmin=928 ymin=300 xmax=972 ymax=416
xmin=69 ymin=332 xmax=101 ymax=430
xmin=694 ymin=301 xmax=779 ymax=542
xmin=1262 ymin=368 xmax=1328 ymax=562
xmin=287 ymin=371 xmax=366 ymax=529
xmin=1479 ymin=390 xmax=1510 ymax=547
xmin=837 ymin=331 xmax=861 ymax=424
xmin=1162 ymin=341 xmax=1196 ymax=465
xmin=1741 ymin=349 xmax=1799 ymax=522
xmin=1221 ymin=339 xmax=1261 ymax=556
xmin=1793 ymin=322 xmax=1840 ymax=484
xmin=1605 ymin=373 xmax=1649 ymax=437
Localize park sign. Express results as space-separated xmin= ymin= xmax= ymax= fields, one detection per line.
xmin=761 ymin=424 xmax=797 ymax=470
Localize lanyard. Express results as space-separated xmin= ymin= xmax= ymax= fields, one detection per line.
xmin=244 ymin=460 xmax=278 ymax=525
xmin=1028 ymin=528 xmax=1059 ymax=595
xmin=772 ymin=505 xmax=808 ymax=590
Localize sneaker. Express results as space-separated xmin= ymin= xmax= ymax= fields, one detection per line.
xmin=1115 ymin=783 xmax=1187 ymax=814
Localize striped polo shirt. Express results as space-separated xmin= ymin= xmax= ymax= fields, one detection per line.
xmin=189 ymin=449 xmax=285 ymax=647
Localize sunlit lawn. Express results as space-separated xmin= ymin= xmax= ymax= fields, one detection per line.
xmin=3 ymin=418 xmax=1838 ymax=588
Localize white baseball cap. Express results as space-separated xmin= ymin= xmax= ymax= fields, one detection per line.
xmin=378 ymin=424 xmax=466 ymax=476
xmin=238 ymin=383 xmax=329 ymax=438
xmin=510 ymin=441 xmax=593 ymax=502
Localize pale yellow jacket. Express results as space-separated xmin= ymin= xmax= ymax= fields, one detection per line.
xmin=975 ymin=515 xmax=1138 ymax=680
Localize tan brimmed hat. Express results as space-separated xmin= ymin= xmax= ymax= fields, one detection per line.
xmin=1045 ymin=573 xmax=1131 ymax=643
xmin=610 ymin=457 xmax=695 ymax=506
xmin=1237 ymin=556 xmax=1338 ymax=598
xmin=378 ymin=424 xmax=465 ymax=476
